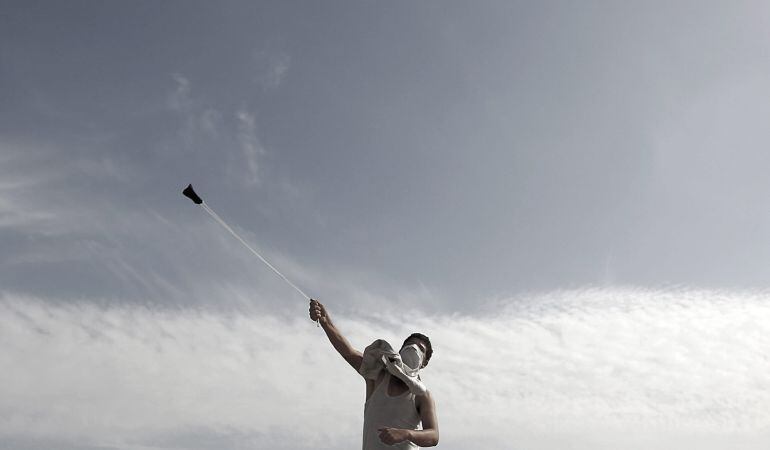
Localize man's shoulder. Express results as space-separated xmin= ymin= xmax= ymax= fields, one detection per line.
xmin=415 ymin=389 xmax=434 ymax=403
xmin=415 ymin=389 xmax=435 ymax=416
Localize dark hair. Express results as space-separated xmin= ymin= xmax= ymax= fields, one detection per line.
xmin=402 ymin=332 xmax=433 ymax=368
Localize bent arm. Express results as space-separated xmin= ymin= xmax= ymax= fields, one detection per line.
xmin=411 ymin=391 xmax=439 ymax=446
xmin=310 ymin=299 xmax=363 ymax=372
xmin=379 ymin=392 xmax=439 ymax=447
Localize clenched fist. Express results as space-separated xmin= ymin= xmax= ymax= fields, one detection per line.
xmin=308 ymin=299 xmax=329 ymax=325
xmin=378 ymin=427 xmax=411 ymax=445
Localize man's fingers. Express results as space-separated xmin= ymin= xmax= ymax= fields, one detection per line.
xmin=308 ymin=299 xmax=326 ymax=323
xmin=309 ymin=302 xmax=321 ymax=320
xmin=378 ymin=428 xmax=396 ymax=445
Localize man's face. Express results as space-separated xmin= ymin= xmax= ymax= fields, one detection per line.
xmin=401 ymin=338 xmax=428 ymax=367
xmin=401 ymin=337 xmax=427 ymax=354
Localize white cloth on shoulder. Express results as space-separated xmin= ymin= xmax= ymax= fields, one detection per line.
xmin=358 ymin=339 xmax=427 ymax=396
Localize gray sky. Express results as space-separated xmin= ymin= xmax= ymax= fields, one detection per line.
xmin=2 ymin=1 xmax=770 ymax=449
xmin=3 ymin=0 xmax=770 ymax=308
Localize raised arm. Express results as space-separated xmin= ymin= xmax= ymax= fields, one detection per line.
xmin=309 ymin=299 xmax=363 ymax=372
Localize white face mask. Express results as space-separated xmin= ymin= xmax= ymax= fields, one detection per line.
xmin=399 ymin=344 xmax=424 ymax=373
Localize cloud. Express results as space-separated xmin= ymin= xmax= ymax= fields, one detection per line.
xmin=0 ymin=140 xmax=93 ymax=234
xmin=166 ymin=74 xmax=210 ymax=147
xmin=0 ymin=137 xmax=346 ymax=309
xmin=254 ymin=51 xmax=291 ymax=90
xmin=167 ymin=74 xmax=192 ymax=113
xmin=162 ymin=74 xmax=266 ymax=186
xmin=2 ymin=287 xmax=769 ymax=449
xmin=235 ymin=108 xmax=264 ymax=185
xmin=199 ymin=108 xmax=223 ymax=138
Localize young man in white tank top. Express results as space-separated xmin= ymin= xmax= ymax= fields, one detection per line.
xmin=309 ymin=299 xmax=440 ymax=449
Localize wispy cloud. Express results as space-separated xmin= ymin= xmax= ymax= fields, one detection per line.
xmin=254 ymin=51 xmax=291 ymax=90
xmin=164 ymin=74 xmax=266 ymax=186
xmin=0 ymin=137 xmax=328 ymax=308
xmin=0 ymin=141 xmax=86 ymax=233
xmin=235 ymin=108 xmax=264 ymax=185
xmin=167 ymin=74 xmax=192 ymax=113
xmin=2 ymin=287 xmax=769 ymax=449
xmin=166 ymin=74 xmax=209 ymax=148
xmin=199 ymin=108 xmax=223 ymax=138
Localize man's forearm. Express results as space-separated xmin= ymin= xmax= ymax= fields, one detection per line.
xmin=310 ymin=300 xmax=362 ymax=371
xmin=320 ymin=316 xmax=355 ymax=357
xmin=406 ymin=429 xmax=439 ymax=447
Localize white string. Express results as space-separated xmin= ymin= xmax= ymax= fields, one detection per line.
xmin=200 ymin=202 xmax=311 ymax=301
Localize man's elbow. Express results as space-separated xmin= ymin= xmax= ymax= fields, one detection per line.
xmin=426 ymin=431 xmax=439 ymax=447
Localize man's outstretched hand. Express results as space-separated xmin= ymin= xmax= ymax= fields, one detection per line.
xmin=309 ymin=299 xmax=329 ymax=325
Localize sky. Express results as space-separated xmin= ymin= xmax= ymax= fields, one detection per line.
xmin=1 ymin=1 xmax=770 ymax=449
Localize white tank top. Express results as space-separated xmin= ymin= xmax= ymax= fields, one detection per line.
xmin=362 ymin=373 xmax=422 ymax=450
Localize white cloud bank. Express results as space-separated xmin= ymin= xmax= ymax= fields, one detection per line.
xmin=2 ymin=287 xmax=770 ymax=450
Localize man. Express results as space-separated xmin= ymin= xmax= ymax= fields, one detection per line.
xmin=309 ymin=299 xmax=440 ymax=449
